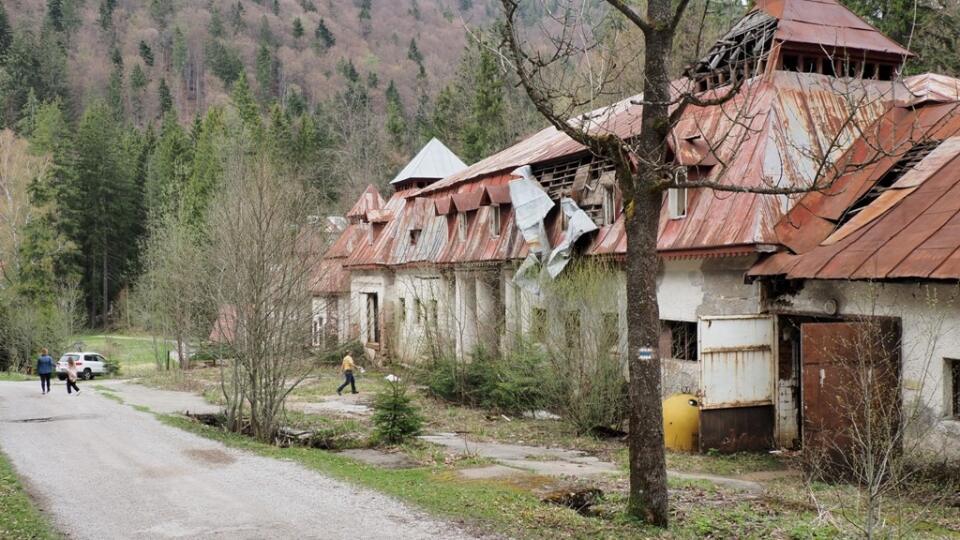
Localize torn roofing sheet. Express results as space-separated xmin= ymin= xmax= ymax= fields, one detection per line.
xmin=509 ymin=166 xmax=555 ymax=257
xmin=546 ymin=198 xmax=600 ymax=278
xmin=750 ymin=99 xmax=960 ymax=280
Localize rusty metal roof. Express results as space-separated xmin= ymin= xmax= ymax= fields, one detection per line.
xmin=346 ymin=185 xmax=386 ymax=219
xmin=750 ymin=99 xmax=960 ymax=280
xmin=755 ymin=0 xmax=912 ymax=58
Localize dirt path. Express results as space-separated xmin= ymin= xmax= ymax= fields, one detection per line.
xmin=0 ymin=381 xmax=476 ymax=540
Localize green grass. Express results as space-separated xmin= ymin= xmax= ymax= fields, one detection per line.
xmin=67 ymin=333 xmax=172 ymax=377
xmin=0 ymin=450 xmax=60 ymax=539
xmin=0 ymin=372 xmax=32 ymax=382
xmin=159 ymin=414 xmax=841 ymax=539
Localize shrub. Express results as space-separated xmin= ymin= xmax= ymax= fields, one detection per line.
xmin=103 ymin=355 xmax=121 ymax=376
xmin=317 ymin=340 xmax=364 ymax=365
xmin=371 ymin=378 xmax=423 ymax=444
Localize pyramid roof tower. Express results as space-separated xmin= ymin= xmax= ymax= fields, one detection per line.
xmin=390 ymin=138 xmax=468 ymax=189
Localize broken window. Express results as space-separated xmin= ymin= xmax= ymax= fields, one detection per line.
xmin=490 ymin=204 xmax=501 ymax=238
xmin=837 ymin=140 xmax=941 ymax=228
xmin=948 ymin=358 xmax=960 ymax=419
xmin=687 ymin=10 xmax=777 ymax=92
xmin=668 ymin=188 xmax=687 ymax=219
xmin=661 ymin=320 xmax=697 ymax=361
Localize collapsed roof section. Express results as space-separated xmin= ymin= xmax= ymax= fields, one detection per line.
xmin=750 ymin=96 xmax=960 ymax=281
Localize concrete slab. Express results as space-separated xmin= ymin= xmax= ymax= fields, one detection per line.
xmin=499 ymin=459 xmax=618 ymax=477
xmin=97 ymin=380 xmax=222 ymax=415
xmin=339 ymin=449 xmax=416 ymax=469
xmin=457 ymin=465 xmax=529 ymax=480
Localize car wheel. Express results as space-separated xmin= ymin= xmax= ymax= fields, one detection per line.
xmin=57 ymin=374 xmax=66 ymax=381
xmin=83 ymin=368 xmax=93 ymax=380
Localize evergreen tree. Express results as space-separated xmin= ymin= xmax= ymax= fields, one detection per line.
xmin=462 ymin=42 xmax=504 ymax=162
xmin=172 ymin=28 xmax=188 ymax=76
xmin=130 ymin=64 xmax=148 ymax=123
xmin=385 ymin=80 xmax=406 ymax=149
xmin=255 ymin=42 xmax=278 ymax=100
xmin=146 ymin=114 xmax=193 ymax=221
xmin=184 ymin=107 xmax=226 ymax=238
xmin=208 ymin=8 xmax=225 ymax=38
xmin=230 ymin=2 xmax=246 ymax=33
xmin=0 ymin=3 xmax=11 ymax=58
xmin=314 ymin=18 xmax=335 ymax=50
xmin=149 ymin=0 xmax=174 ymax=28
xmin=407 ymin=38 xmax=426 ymax=78
xmin=139 ymin=41 xmax=155 ymax=66
xmin=205 ymin=41 xmax=244 ymax=85
xmin=0 ymin=29 xmax=69 ymax=128
xmin=57 ymin=102 xmax=143 ymax=324
xmin=46 ymin=0 xmax=65 ymax=33
xmin=359 ymin=0 xmax=372 ymax=37
xmin=230 ymin=75 xmax=261 ymax=132
xmin=107 ymin=48 xmax=125 ymax=121
xmin=292 ymin=17 xmax=304 ymax=41
xmin=98 ymin=0 xmax=116 ymax=30
xmin=258 ymin=15 xmax=274 ymax=45
xmin=272 ymin=0 xmax=279 ymax=15
xmin=158 ymin=78 xmax=173 ymax=116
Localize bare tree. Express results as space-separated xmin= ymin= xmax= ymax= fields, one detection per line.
xmin=205 ymin=142 xmax=323 ymax=442
xmin=495 ymin=0 xmax=937 ymax=526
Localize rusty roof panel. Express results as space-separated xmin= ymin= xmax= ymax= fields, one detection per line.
xmin=346 ymin=185 xmax=385 ymax=219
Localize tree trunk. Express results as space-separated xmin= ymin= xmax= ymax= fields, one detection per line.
xmin=622 ymin=0 xmax=674 ymax=525
xmin=623 ymin=182 xmax=669 ymax=525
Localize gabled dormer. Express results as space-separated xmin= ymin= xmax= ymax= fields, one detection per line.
xmin=687 ymin=0 xmax=914 ymax=92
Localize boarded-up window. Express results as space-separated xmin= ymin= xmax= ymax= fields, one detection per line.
xmin=661 ymin=320 xmax=697 ymax=361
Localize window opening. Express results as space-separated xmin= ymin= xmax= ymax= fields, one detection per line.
xmin=602 ymin=186 xmax=616 ymax=225
xmin=490 ymin=205 xmax=501 ymax=238
xmin=409 ymin=229 xmax=421 ymax=246
xmin=662 ymin=320 xmax=697 ymax=361
xmin=668 ymin=188 xmax=687 ymax=219
xmin=530 ymin=307 xmax=547 ymax=342
xmin=415 ymin=299 xmax=424 ymax=324
xmin=686 ymin=10 xmax=777 ymax=91
xmin=837 ymin=140 xmax=941 ymax=227
xmin=947 ymin=358 xmax=960 ymax=419
xmin=398 ymin=298 xmax=406 ymax=323
xmin=457 ymin=212 xmax=468 ymax=242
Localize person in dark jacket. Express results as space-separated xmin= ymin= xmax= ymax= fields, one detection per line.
xmin=37 ymin=348 xmax=54 ymax=394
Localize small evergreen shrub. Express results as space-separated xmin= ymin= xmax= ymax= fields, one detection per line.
xmin=371 ymin=378 xmax=423 ymax=444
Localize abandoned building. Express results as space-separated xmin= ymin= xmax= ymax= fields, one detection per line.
xmin=310 ymin=0 xmax=960 ymax=457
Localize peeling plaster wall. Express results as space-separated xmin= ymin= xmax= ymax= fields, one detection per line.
xmin=772 ymin=280 xmax=960 ymax=460
xmin=393 ymin=269 xmax=448 ymax=363
xmin=311 ymin=294 xmax=352 ymax=344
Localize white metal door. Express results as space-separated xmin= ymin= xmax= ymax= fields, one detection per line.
xmin=698 ymin=315 xmax=775 ymax=410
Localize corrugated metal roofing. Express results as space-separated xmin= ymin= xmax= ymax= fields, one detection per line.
xmin=755 ymin=0 xmax=912 ymax=57
xmin=750 ymin=100 xmax=960 ymax=280
xmin=390 ymin=138 xmax=468 ymax=185
xmin=346 ymin=185 xmax=385 ymax=219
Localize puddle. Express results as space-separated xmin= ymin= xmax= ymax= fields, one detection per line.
xmin=7 ymin=413 xmax=100 ymax=423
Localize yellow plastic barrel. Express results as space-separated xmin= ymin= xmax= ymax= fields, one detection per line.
xmin=662 ymin=393 xmax=700 ymax=451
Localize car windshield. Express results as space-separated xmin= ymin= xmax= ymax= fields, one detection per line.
xmin=61 ymin=354 xmax=80 ymax=363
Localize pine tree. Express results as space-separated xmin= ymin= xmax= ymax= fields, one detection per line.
xmin=258 ymin=15 xmax=274 ymax=45
xmin=158 ymin=78 xmax=173 ymax=116
xmin=230 ymin=75 xmax=261 ymax=132
xmin=208 ymin=8 xmax=225 ymax=38
xmin=146 ymin=114 xmax=192 ymax=221
xmin=292 ymin=17 xmax=304 ymax=41
xmin=138 ymin=41 xmax=155 ymax=66
xmin=462 ymin=42 xmax=504 ymax=162
xmin=314 ymin=18 xmax=335 ymax=50
xmin=255 ymin=42 xmax=277 ymax=100
xmin=0 ymin=30 xmax=69 ymax=128
xmin=107 ymin=49 xmax=125 ymax=121
xmin=0 ymin=3 xmax=11 ymax=58
xmin=46 ymin=0 xmax=65 ymax=32
xmin=230 ymin=2 xmax=246 ymax=33
xmin=385 ymin=80 xmax=406 ymax=149
xmin=149 ymin=0 xmax=174 ymax=28
xmin=130 ymin=64 xmax=148 ymax=123
xmin=183 ymin=107 xmax=226 ymax=238
xmin=98 ymin=0 xmax=116 ymax=30
xmin=359 ymin=0 xmax=372 ymax=37
xmin=172 ymin=27 xmax=188 ymax=75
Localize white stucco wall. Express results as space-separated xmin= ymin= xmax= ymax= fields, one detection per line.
xmin=393 ymin=269 xmax=449 ymax=362
xmin=773 ymin=280 xmax=960 ymax=460
xmin=350 ymin=271 xmax=394 ymax=361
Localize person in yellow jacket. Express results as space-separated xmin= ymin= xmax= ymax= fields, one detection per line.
xmin=336 ymin=354 xmax=358 ymax=395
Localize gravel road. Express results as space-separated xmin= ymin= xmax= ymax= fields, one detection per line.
xmin=0 ymin=380 xmax=475 ymax=540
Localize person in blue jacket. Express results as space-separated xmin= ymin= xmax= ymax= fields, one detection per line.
xmin=37 ymin=348 xmax=54 ymax=394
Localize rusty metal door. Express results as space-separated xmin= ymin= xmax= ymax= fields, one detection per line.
xmin=697 ymin=315 xmax=776 ymax=452
xmin=800 ymin=321 xmax=900 ymax=456
xmin=698 ymin=315 xmax=775 ymax=409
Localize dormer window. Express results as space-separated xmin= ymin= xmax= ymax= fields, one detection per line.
xmin=490 ymin=205 xmax=501 ymax=238
xmin=457 ymin=212 xmax=468 ymax=241
xmin=410 ymin=229 xmax=421 ymax=246
xmin=668 ymin=188 xmax=687 ymax=219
